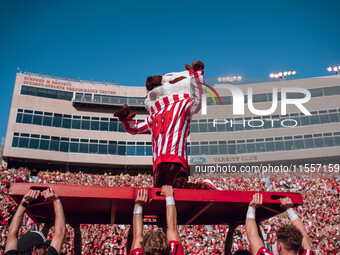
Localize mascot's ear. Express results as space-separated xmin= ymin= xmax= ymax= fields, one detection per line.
xmin=145 ymin=75 xmax=162 ymax=91
xmin=185 ymin=60 xmax=204 ymax=71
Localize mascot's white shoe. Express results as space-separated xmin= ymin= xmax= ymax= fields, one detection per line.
xmin=203 ymin=179 xmax=223 ymax=190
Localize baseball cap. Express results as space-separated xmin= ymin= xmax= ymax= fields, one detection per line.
xmin=17 ymin=231 xmax=51 ymax=252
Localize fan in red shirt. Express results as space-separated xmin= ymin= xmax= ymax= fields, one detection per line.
xmin=129 ymin=186 xmax=184 ymax=255
xmin=245 ymin=194 xmax=314 ymax=255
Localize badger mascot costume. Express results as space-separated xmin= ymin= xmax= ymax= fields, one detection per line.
xmin=114 ymin=61 xmax=219 ymax=190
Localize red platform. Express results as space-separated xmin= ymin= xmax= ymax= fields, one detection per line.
xmin=9 ymin=183 xmax=303 ymax=225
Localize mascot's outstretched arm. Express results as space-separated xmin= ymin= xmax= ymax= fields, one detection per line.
xmin=114 ymin=105 xmax=151 ymax=135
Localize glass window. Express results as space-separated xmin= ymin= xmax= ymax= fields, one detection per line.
xmin=108 ymin=141 xmax=117 ymax=155
xmin=210 ymin=145 xmax=218 ymax=155
xmin=300 ymin=116 xmax=310 ymax=126
xmin=60 ymin=141 xmax=69 ymax=152
xmin=250 ymin=93 xmax=268 ymax=103
xmin=136 ymin=146 xmax=145 ymax=156
xmin=191 ymin=146 xmax=200 ymax=155
xmin=127 ymin=145 xmax=135 ymax=156
xmin=216 ymin=123 xmax=226 ymax=132
xmin=100 ymin=121 xmax=109 ymax=131
xmin=29 ymin=138 xmax=39 ymax=149
xmin=265 ymin=142 xmax=275 ymax=152
xmin=201 ymin=145 xmax=209 ymax=155
xmin=314 ymin=138 xmax=324 ymax=148
xmin=310 ymin=115 xmax=320 ymax=125
xmin=190 ymin=123 xmax=199 ymax=133
xmin=70 ymin=141 xmax=79 ymax=153
xmin=12 ymin=137 xmax=19 ymax=147
xmin=334 ymin=136 xmax=340 ymax=146
xmin=32 ymin=114 xmax=42 ymax=125
xmin=218 ymin=143 xmax=227 ymax=154
xmin=89 ymin=143 xmax=98 ymax=153
xmin=118 ymin=122 xmax=125 ymax=132
xmin=275 ymin=141 xmax=284 ymax=151
xmin=16 ymin=113 xmax=23 ymax=123
xmin=81 ymin=118 xmax=90 ymax=130
xmin=199 ymin=123 xmax=208 ymax=132
xmin=50 ymin=137 xmax=60 ymax=151
xmin=79 ymin=142 xmax=89 ymax=153
xmin=284 ymin=140 xmax=294 ymax=150
xmin=329 ymin=113 xmax=339 ymax=123
xmin=256 ymin=142 xmax=265 ymax=152
xmin=237 ymin=144 xmax=246 ymax=154
xmin=99 ymin=144 xmax=108 ymax=154
xmin=228 ymin=144 xmax=236 ymax=154
xmin=309 ymin=88 xmax=323 ymax=97
xmin=324 ymin=137 xmax=335 ymax=147
xmin=246 ymin=143 xmax=256 ymax=153
xmin=72 ymin=118 xmax=81 ymax=129
xmin=46 ymin=89 xmax=57 ymax=99
xmin=304 ymin=139 xmax=314 ymax=149
xmin=91 ymin=119 xmax=100 ymax=131
xmin=52 ymin=114 xmax=62 ymax=127
xmin=319 ymin=114 xmax=330 ymax=124
xmin=62 ymin=117 xmax=71 ymax=129
xmin=19 ymin=137 xmax=29 ymax=148
xmin=323 ymin=86 xmax=340 ymax=96
xmin=207 ymin=122 xmax=216 ymax=132
xmin=146 ymin=146 xmax=152 ymax=156
xmin=234 ymin=120 xmax=245 ymax=131
xmin=109 ymin=119 xmax=118 ymax=132
xmin=43 ymin=116 xmax=52 ymax=126
xmin=22 ymin=114 xmax=33 ymax=124
xmin=221 ymin=96 xmax=232 ymax=105
xmin=118 ymin=142 xmax=126 ymax=155
xmin=292 ymin=140 xmax=303 ymax=150
xmin=40 ymin=139 xmax=50 ymax=150
xmin=36 ymin=88 xmax=45 ymax=97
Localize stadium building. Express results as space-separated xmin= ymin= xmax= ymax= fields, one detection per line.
xmin=3 ymin=72 xmax=340 ymax=173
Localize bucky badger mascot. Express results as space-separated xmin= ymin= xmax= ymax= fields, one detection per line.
xmin=115 ymin=61 xmax=219 ymax=190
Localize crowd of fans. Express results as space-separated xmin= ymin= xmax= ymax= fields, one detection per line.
xmin=0 ymin=165 xmax=338 ymax=255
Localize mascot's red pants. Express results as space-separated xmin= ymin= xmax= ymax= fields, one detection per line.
xmin=154 ymin=163 xmax=206 ymax=189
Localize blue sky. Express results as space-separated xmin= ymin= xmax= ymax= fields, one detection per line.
xmin=1 ymin=0 xmax=339 ymax=139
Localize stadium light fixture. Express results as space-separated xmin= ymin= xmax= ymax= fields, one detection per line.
xmin=218 ymin=75 xmax=242 ymax=84
xmin=270 ymin=70 xmax=296 ymax=80
xmin=327 ymin=66 xmax=339 ymax=75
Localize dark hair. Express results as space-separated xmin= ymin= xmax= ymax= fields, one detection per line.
xmin=142 ymin=231 xmax=169 ymax=255
xmin=234 ymin=250 xmax=252 ymax=255
xmin=277 ymin=225 xmax=303 ymax=252
xmin=18 ymin=250 xmax=32 ymax=255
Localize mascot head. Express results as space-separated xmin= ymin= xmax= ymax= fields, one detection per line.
xmin=144 ymin=61 xmax=204 ymax=113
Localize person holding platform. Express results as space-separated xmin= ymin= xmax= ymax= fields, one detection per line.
xmin=5 ymin=188 xmax=66 ymax=255
xmin=129 ymin=186 xmax=184 ymax=255
xmin=245 ymin=193 xmax=313 ymax=255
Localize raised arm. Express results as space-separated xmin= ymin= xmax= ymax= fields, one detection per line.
xmin=280 ymin=197 xmax=312 ymax=250
xmin=114 ymin=105 xmax=151 ymax=135
xmin=245 ymin=193 xmax=265 ymax=255
xmin=5 ymin=189 xmax=40 ymax=252
xmin=42 ymin=188 xmax=66 ymax=254
xmin=185 ymin=61 xmax=205 ymax=115
xmin=161 ymin=185 xmax=180 ymax=242
xmin=131 ymin=189 xmax=149 ymax=251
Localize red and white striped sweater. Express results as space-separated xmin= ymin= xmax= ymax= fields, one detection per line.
xmin=120 ymin=69 xmax=204 ymax=172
